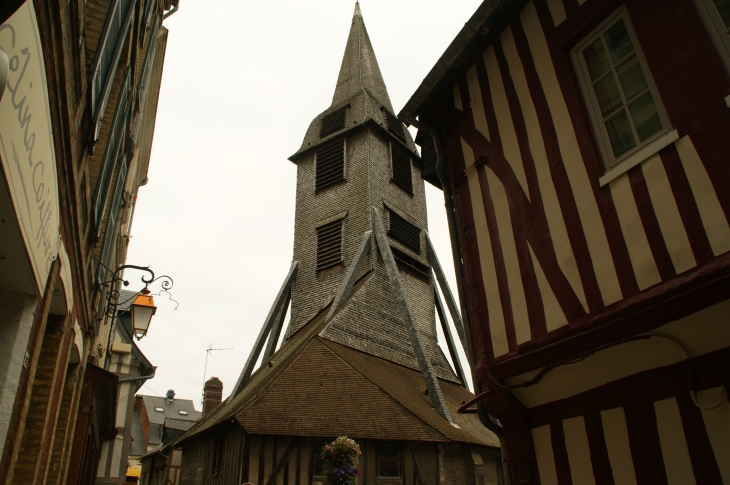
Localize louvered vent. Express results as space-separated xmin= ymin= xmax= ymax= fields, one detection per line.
xmin=382 ymin=107 xmax=405 ymax=140
xmin=391 ymin=143 xmax=413 ymax=195
xmin=317 ymin=219 xmax=344 ymax=271
xmin=316 ymin=138 xmax=345 ymax=192
xmin=320 ymin=105 xmax=348 ymax=138
xmin=391 ymin=247 xmax=431 ymax=280
xmin=388 ymin=209 xmax=421 ymax=252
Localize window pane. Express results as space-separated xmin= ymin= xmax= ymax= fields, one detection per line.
xmin=616 ymin=54 xmax=648 ymax=101
xmin=629 ymin=93 xmax=663 ymax=142
xmin=604 ymin=20 xmax=634 ymax=64
xmin=593 ymin=74 xmax=623 ymax=117
xmin=583 ymin=39 xmax=611 ymax=81
xmin=378 ymin=459 xmax=400 ymax=478
xmin=713 ymin=0 xmax=730 ymax=28
xmin=605 ymin=110 xmax=636 ymax=157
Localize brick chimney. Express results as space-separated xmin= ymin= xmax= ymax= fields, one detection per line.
xmin=203 ymin=377 xmax=223 ymax=417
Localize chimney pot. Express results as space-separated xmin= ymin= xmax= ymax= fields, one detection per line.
xmin=203 ymin=377 xmax=223 ymax=417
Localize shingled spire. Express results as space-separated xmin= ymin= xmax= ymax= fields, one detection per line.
xmin=331 ymin=1 xmax=393 ymax=112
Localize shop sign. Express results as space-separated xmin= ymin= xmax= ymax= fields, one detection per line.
xmin=0 ymin=0 xmax=60 ymax=295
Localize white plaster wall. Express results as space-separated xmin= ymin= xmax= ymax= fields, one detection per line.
xmin=0 ymin=289 xmax=38 ymax=458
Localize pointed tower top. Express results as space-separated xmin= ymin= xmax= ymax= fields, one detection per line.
xmin=331 ymin=2 xmax=393 ymax=112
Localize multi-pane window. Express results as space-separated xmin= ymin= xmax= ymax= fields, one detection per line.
xmin=317 ymin=218 xmax=344 ymax=271
xmin=377 ymin=441 xmax=401 ymax=478
xmin=573 ymin=11 xmax=668 ymax=168
xmin=316 ymin=137 xmax=345 ymax=192
xmin=211 ymin=438 xmax=225 ymax=476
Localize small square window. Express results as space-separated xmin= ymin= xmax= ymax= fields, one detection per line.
xmin=572 ymin=9 xmax=670 ymax=170
xmin=311 ymin=438 xmax=331 ymax=478
xmin=377 ymin=441 xmax=401 ymax=478
xmin=154 ymin=407 xmax=164 ymax=412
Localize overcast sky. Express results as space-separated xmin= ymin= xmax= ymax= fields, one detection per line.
xmin=125 ymin=0 xmax=482 ymax=407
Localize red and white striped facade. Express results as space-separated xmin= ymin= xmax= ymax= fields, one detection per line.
xmin=405 ymin=0 xmax=730 ymax=483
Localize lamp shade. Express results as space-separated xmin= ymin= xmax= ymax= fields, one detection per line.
xmin=131 ymin=292 xmax=157 ymax=339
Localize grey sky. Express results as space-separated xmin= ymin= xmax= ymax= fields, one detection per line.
xmin=125 ymin=0 xmax=482 ymax=406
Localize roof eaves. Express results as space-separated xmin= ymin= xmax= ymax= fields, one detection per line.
xmin=398 ymin=0 xmax=506 ymax=121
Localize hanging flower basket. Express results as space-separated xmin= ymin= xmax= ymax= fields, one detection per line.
xmin=321 ymin=437 xmax=361 ymax=485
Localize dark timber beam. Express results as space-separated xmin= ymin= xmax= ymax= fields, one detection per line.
xmin=231 ymin=261 xmax=298 ymax=396
xmin=435 ymin=288 xmax=467 ymax=386
xmin=371 ymin=207 xmax=455 ymax=425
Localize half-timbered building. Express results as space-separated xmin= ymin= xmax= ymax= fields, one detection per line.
xmin=144 ymin=4 xmax=502 ymax=485
xmin=400 ymin=0 xmax=730 ymax=483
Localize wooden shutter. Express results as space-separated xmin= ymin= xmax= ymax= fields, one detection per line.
xmin=388 ymin=210 xmax=421 ymax=253
xmin=320 ymin=105 xmax=349 ymax=138
xmin=317 ymin=219 xmax=344 ymax=271
xmin=391 ymin=143 xmax=413 ymax=195
xmin=316 ymin=138 xmax=345 ymax=192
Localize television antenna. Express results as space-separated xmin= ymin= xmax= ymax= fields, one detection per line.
xmin=202 ymin=345 xmax=233 ymax=402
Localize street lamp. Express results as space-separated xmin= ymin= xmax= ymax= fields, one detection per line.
xmin=99 ymin=264 xmax=173 ymax=340
xmin=131 ymin=288 xmax=157 ymax=339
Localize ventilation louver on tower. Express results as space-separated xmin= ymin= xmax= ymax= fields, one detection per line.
xmin=388 ymin=209 xmax=421 ymax=253
xmin=381 ymin=107 xmax=405 ymax=140
xmin=320 ymin=105 xmax=349 ymax=138
xmin=316 ymin=138 xmax=345 ymax=192
xmin=317 ymin=218 xmax=344 ymax=271
xmin=391 ymin=143 xmax=413 ymax=195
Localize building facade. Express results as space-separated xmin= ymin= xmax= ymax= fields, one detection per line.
xmin=400 ymin=0 xmax=730 ymax=483
xmin=0 ymin=0 xmax=178 ymax=484
xmin=145 ymin=5 xmax=501 ymax=485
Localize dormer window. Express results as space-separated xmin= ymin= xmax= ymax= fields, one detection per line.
xmin=154 ymin=407 xmax=164 ymax=412
xmin=316 ymin=137 xmax=345 ymax=192
xmin=320 ymin=105 xmax=349 ymax=138
xmin=178 ymin=410 xmax=188 ymax=415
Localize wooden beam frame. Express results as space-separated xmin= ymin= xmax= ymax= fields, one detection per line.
xmin=371 ymin=207 xmax=455 ymax=425
xmin=231 ymin=261 xmax=298 ymax=396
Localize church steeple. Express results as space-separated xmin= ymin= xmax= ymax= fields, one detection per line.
xmin=282 ymin=4 xmax=465 ymax=418
xmin=331 ymin=1 xmax=393 ymax=113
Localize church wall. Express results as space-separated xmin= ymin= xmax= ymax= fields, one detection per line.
xmin=179 ymin=428 xmax=502 ymax=485
xmin=290 ymin=126 xmax=373 ymax=333
xmin=289 ymin=123 xmax=457 ymax=382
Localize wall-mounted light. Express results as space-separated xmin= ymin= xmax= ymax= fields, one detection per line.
xmin=101 ymin=264 xmax=173 ymax=340
xmin=131 ymin=287 xmax=157 ymax=339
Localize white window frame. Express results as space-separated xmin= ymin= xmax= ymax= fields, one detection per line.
xmin=693 ymin=0 xmax=730 ymax=75
xmin=572 ymin=8 xmax=672 ymax=179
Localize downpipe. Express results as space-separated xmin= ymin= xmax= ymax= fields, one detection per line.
xmin=402 ymin=114 xmax=511 ymax=485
